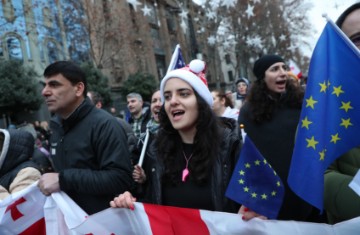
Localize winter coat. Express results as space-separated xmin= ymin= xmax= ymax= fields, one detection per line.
xmin=239 ymin=102 xmax=312 ymax=221
xmin=140 ymin=117 xmax=241 ymax=213
xmin=324 ymin=146 xmax=360 ymax=224
xmin=0 ymin=129 xmax=41 ymax=200
xmin=49 ymin=98 xmax=133 ymax=214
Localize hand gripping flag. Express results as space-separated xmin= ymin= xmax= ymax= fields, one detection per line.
xmin=288 ymin=19 xmax=360 ymax=211
xmin=226 ymin=136 xmax=284 ymax=219
xmin=166 ymin=44 xmax=186 ymax=73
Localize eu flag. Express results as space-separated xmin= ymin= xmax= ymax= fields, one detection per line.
xmin=288 ymin=21 xmax=360 ymax=211
xmin=166 ymin=44 xmax=186 ymax=73
xmin=226 ymin=136 xmax=284 ymax=219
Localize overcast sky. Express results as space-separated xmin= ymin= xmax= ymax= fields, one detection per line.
xmin=305 ymin=0 xmax=358 ymax=56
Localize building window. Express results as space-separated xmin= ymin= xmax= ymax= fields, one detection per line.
xmin=228 ymin=70 xmax=234 ymax=82
xmin=0 ymin=40 xmax=3 ymax=57
xmin=46 ymin=40 xmax=59 ymax=64
xmin=225 ymin=54 xmax=231 ymax=64
xmin=166 ymin=9 xmax=177 ymax=33
xmin=6 ymin=36 xmax=23 ymax=61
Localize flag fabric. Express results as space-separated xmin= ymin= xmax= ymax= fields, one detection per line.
xmin=0 ymin=182 xmax=47 ymax=235
xmin=289 ymin=59 xmax=302 ymax=78
xmin=166 ymin=44 xmax=186 ymax=73
xmin=288 ymin=20 xmax=360 ymax=211
xmin=225 ymin=136 xmax=285 ymax=219
xmin=1 ymin=183 xmax=360 ymax=234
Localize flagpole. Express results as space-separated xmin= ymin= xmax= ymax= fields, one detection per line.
xmin=167 ymin=44 xmax=180 ymax=74
xmin=138 ymin=129 xmax=150 ymax=167
xmin=322 ymin=14 xmax=360 ymax=57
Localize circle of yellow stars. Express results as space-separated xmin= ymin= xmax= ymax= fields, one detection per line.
xmin=301 ymin=80 xmax=354 ymax=161
xmin=238 ymin=159 xmax=282 ymax=200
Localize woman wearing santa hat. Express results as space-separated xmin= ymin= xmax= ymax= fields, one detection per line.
xmin=111 ymin=59 xmax=241 ymax=213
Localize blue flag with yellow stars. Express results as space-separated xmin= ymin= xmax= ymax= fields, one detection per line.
xmin=226 ymin=136 xmax=284 ymax=219
xmin=288 ymin=20 xmax=360 ymax=211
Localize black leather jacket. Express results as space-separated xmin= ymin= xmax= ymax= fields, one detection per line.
xmin=140 ymin=117 xmax=241 ymax=213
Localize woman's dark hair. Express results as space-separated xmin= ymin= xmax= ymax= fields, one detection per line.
xmin=336 ymin=3 xmax=360 ymax=28
xmin=246 ymin=79 xmax=304 ymax=124
xmin=156 ymin=91 xmax=221 ymax=185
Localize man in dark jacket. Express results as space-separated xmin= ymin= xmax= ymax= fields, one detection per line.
xmin=38 ymin=61 xmax=133 ymax=214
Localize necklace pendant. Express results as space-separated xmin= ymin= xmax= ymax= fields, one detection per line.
xmin=182 ymin=168 xmax=189 ymax=182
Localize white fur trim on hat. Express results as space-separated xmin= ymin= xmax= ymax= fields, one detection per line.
xmin=160 ymin=61 xmax=213 ymax=107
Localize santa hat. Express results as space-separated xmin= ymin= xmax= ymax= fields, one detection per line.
xmin=160 ymin=59 xmax=213 ymax=106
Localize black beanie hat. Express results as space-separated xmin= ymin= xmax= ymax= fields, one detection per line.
xmin=253 ymin=55 xmax=285 ymax=80
xmin=336 ymin=3 xmax=360 ymax=28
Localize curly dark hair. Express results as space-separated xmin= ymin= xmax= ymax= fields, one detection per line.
xmin=246 ymin=78 xmax=304 ymax=124
xmin=156 ymin=91 xmax=221 ymax=185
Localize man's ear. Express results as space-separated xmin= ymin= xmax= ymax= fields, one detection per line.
xmin=75 ymin=82 xmax=85 ymax=97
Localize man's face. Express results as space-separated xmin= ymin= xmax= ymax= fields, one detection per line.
xmin=42 ymin=74 xmax=84 ymax=118
xmin=342 ymin=8 xmax=360 ymax=49
xmin=127 ymin=97 xmax=143 ymax=117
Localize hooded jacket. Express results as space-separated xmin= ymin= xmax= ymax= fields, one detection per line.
xmin=0 ymin=129 xmax=41 ymax=199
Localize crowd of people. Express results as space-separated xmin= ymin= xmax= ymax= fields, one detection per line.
xmin=0 ymin=3 xmax=359 ymax=229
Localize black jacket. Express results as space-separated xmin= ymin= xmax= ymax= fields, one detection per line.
xmin=49 ymin=98 xmax=134 ymax=214
xmin=239 ymin=101 xmax=312 ymax=221
xmin=140 ymin=117 xmax=241 ymax=213
xmin=0 ymin=129 xmax=39 ymax=189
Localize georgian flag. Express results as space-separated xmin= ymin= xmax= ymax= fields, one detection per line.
xmin=289 ymin=59 xmax=302 ymax=78
xmin=0 ymin=183 xmax=360 ymax=234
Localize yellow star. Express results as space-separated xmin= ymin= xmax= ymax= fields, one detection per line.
xmin=306 ymin=136 xmax=319 ymax=150
xmin=251 ymin=192 xmax=257 ymax=198
xmin=332 ymin=85 xmax=344 ymax=97
xmin=238 ymin=179 xmax=245 ymax=184
xmin=239 ymin=170 xmax=245 ymax=175
xmin=261 ymin=194 xmax=268 ymax=200
xmin=276 ymin=181 xmax=281 ymax=187
xmin=301 ymin=116 xmax=312 ymax=129
xmin=319 ymin=149 xmax=326 ymax=161
xmin=319 ymin=81 xmax=328 ymax=92
xmin=340 ymin=118 xmax=353 ymax=129
xmin=306 ymin=96 xmax=318 ymax=109
xmin=330 ymin=133 xmax=341 ymax=144
xmin=243 ymin=187 xmax=249 ymax=192
xmin=254 ymin=160 xmax=260 ymax=166
xmin=327 ymin=81 xmax=331 ymax=87
xmin=271 ymin=191 xmax=277 ymax=196
xmin=245 ymin=163 xmax=251 ymax=168
xmin=263 ymin=159 xmax=267 ymax=165
xmin=340 ymin=101 xmax=353 ymax=112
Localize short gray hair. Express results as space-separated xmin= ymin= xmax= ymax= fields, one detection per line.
xmin=126 ymin=92 xmax=143 ymax=101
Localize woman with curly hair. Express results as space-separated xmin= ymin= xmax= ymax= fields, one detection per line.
xmin=111 ymin=59 xmax=241 ymax=213
xmin=238 ymin=55 xmax=312 ymax=221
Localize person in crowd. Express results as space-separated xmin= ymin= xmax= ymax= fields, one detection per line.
xmin=0 ymin=128 xmax=41 ymax=199
xmin=238 ymin=55 xmax=312 ymax=221
xmin=126 ymin=93 xmax=151 ymax=140
xmin=232 ymin=78 xmax=249 ymax=110
xmin=38 ymin=61 xmax=133 ymax=214
xmin=211 ymin=89 xmax=239 ymax=120
xmin=132 ymin=89 xmax=162 ymax=184
xmin=110 ymin=59 xmax=241 ymax=212
xmin=87 ymin=90 xmax=137 ymax=164
xmin=323 ymin=2 xmax=360 ymax=224
xmin=87 ymin=90 xmax=103 ymax=109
